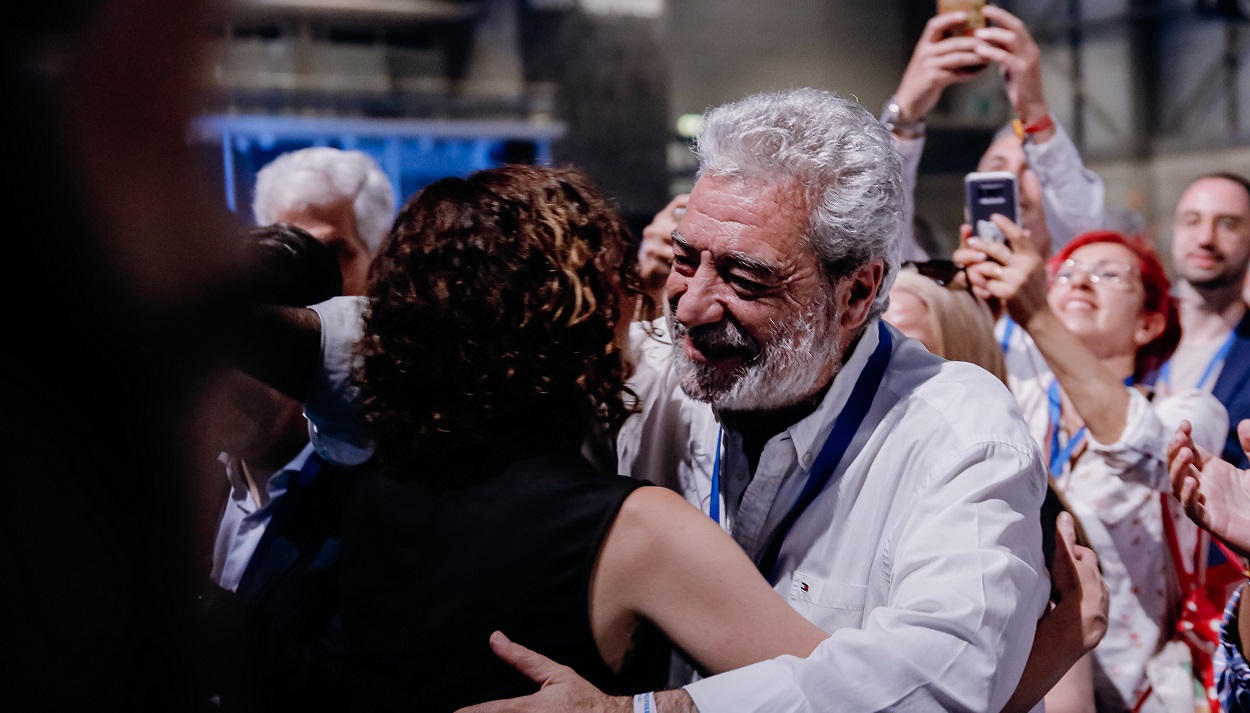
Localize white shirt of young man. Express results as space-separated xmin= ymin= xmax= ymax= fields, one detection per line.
xmin=1155 ymin=332 xmax=1233 ymax=398
xmin=618 ymin=318 xmax=1051 ymax=713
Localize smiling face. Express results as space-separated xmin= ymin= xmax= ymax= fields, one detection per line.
xmin=1047 ymin=241 xmax=1159 ymax=360
xmin=1171 ymin=176 xmax=1250 ymax=291
xmin=665 ymin=174 xmax=846 ymax=411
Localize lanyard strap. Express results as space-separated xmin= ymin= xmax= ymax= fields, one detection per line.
xmin=1158 ymin=329 xmax=1236 ymax=391
xmin=1047 ymin=376 xmax=1133 ymax=477
xmin=748 ymin=321 xmax=894 ymax=584
xmin=999 ymin=316 xmax=1017 ymax=355
xmin=709 ymin=429 xmax=723 ymax=525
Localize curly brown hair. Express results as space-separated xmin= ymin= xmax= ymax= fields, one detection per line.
xmin=357 ymin=164 xmax=640 ymax=476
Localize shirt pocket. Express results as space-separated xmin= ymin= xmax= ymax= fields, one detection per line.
xmin=788 ymin=570 xmax=868 ymax=634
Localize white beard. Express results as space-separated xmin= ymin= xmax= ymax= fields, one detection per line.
xmin=670 ymin=297 xmax=843 ymax=412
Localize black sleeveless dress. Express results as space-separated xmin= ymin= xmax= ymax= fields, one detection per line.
xmin=338 ymin=449 xmax=670 ymax=713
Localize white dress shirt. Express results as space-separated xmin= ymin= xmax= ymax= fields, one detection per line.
xmin=620 ymin=318 xmax=1051 ymax=713
xmin=210 ymin=442 xmax=317 ymax=592
xmin=895 ymin=122 xmax=1105 ymax=260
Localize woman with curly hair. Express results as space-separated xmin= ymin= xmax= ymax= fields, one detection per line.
xmin=336 ymin=164 xmax=826 ymax=713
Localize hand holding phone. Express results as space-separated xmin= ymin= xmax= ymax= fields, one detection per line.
xmin=964 ymin=171 xmax=1019 ymax=247
xmin=937 ymin=0 xmax=987 ymax=38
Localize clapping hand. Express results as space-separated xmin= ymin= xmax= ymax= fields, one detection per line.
xmin=1168 ymin=419 xmax=1250 ymax=559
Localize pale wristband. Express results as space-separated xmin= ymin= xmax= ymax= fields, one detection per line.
xmin=634 ymin=691 xmax=656 ymax=713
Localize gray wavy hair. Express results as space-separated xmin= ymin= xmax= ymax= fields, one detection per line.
xmin=695 ymin=88 xmax=904 ymax=319
xmin=253 ymin=147 xmax=396 ymax=254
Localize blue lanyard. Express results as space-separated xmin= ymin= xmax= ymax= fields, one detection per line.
xmin=708 ymin=321 xmax=894 ymax=584
xmin=1158 ymin=329 xmax=1236 ymax=392
xmin=709 ymin=429 xmax=723 ymax=525
xmin=999 ymin=317 xmax=1017 ymax=355
xmin=1047 ymin=376 xmax=1133 ymax=477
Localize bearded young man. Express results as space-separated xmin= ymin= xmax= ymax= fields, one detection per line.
xmin=1157 ymin=173 xmax=1250 ymax=467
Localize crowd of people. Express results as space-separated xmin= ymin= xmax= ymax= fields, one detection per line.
xmin=7 ymin=1 xmax=1250 ymax=712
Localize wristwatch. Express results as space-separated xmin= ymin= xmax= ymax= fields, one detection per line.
xmin=880 ymin=95 xmax=926 ymax=139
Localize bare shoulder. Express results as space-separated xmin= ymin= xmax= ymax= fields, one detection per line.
xmin=615 ymin=486 xmax=706 ymax=540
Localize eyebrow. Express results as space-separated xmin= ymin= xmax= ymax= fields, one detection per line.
xmin=1177 ymin=210 xmax=1249 ymax=221
xmin=671 ymin=230 xmax=779 ymax=279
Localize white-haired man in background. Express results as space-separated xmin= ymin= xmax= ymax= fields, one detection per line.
xmin=253 ymin=147 xmax=396 ymax=296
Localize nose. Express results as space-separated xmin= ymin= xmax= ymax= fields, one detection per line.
xmin=1202 ymin=218 xmax=1220 ymax=246
xmin=1068 ymin=266 xmax=1097 ymax=290
xmin=670 ymin=261 xmax=727 ymax=330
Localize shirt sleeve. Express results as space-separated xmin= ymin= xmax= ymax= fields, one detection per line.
xmin=1153 ymin=388 xmax=1230 ymax=458
xmin=894 ymin=135 xmax=928 ymax=263
xmin=1081 ymin=387 xmax=1171 ymax=488
xmin=304 ymin=296 xmax=374 ymax=466
xmin=684 ymin=441 xmax=1048 ymax=713
xmin=1218 ymin=583 xmax=1250 ymax=713
xmin=1021 ymin=122 xmax=1105 ymax=252
xmin=616 ymin=319 xmax=705 ymax=491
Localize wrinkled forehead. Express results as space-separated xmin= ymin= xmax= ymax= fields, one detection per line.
xmin=685 ymin=173 xmax=813 ymax=248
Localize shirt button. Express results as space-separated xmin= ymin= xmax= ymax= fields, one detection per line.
xmin=802 ymin=453 xmax=814 ymax=467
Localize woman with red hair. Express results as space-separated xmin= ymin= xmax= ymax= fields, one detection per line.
xmin=956 ymin=219 xmax=1228 ymax=713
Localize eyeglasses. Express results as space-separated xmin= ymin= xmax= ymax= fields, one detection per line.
xmin=902 ymin=260 xmax=971 ymax=293
xmin=1053 ymin=258 xmax=1138 ymax=288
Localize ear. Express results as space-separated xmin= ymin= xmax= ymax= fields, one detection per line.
xmin=835 ymin=260 xmax=885 ymax=334
xmin=1134 ymin=310 xmax=1167 ymax=349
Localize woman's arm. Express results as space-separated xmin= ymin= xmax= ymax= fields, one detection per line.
xmin=589 ymin=486 xmax=827 ymax=676
xmin=953 ymin=217 xmax=1131 ymax=445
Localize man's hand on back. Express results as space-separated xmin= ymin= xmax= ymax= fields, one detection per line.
xmin=454 ymin=632 xmax=699 ymax=713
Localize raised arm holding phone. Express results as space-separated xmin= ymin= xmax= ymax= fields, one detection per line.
xmin=888 ymin=3 xmax=1105 ymax=260
xmin=955 ymin=220 xmax=1229 ymax=711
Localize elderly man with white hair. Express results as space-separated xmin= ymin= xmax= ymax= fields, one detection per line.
xmin=458 ymin=88 xmax=1052 ymax=713
xmin=283 ymin=89 xmax=1055 ymax=713
xmin=253 ymin=147 xmax=395 ymax=296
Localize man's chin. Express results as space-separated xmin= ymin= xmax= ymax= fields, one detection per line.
xmin=675 ymin=356 xmax=743 ymax=405
xmin=1185 ymin=267 xmax=1242 ymax=291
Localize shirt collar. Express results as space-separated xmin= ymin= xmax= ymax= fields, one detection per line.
xmin=266 ymin=442 xmax=317 ymax=497
xmin=220 ymin=441 xmax=318 ymax=505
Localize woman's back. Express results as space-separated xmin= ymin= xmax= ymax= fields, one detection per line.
xmin=338 ymin=449 xmax=669 ymax=713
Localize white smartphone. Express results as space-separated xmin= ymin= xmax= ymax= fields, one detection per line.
xmin=964 ymin=171 xmax=1020 ymax=245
